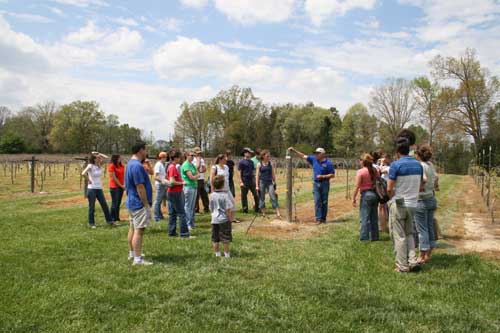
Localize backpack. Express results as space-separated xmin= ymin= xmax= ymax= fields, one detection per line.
xmin=374 ymin=176 xmax=390 ymax=204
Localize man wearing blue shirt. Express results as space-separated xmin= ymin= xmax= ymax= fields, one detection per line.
xmin=387 ymin=136 xmax=424 ymax=273
xmin=125 ymin=141 xmax=153 ymax=266
xmin=288 ymin=147 xmax=335 ymax=224
xmin=238 ymin=147 xmax=260 ymax=214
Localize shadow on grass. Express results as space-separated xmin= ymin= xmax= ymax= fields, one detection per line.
xmin=425 ymin=253 xmax=466 ymax=270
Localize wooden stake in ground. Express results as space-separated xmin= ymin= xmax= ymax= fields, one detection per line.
xmin=286 ymin=154 xmax=293 ymax=222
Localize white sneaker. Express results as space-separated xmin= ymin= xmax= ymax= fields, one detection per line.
xmin=183 ymin=235 xmax=197 ymax=239
xmin=133 ymin=259 xmax=153 ymax=266
xmin=90 ymin=225 xmax=97 ymax=229
xmin=128 ymin=253 xmax=145 ymax=261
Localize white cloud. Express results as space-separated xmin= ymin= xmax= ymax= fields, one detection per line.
xmin=305 ymin=0 xmax=377 ymax=26
xmin=153 ymin=36 xmax=240 ymax=79
xmin=0 ymin=16 xmax=52 ymax=73
xmin=65 ymin=21 xmax=144 ymax=56
xmin=52 ymin=0 xmax=108 ymax=7
xmin=214 ymin=0 xmax=297 ymax=24
xmin=158 ymin=17 xmax=182 ymax=32
xmin=110 ymin=17 xmax=139 ymax=27
xmin=47 ymin=7 xmax=66 ymax=17
xmin=1 ymin=11 xmax=53 ymax=23
xmin=179 ymin=0 xmax=209 ymax=9
xmin=218 ymin=41 xmax=276 ymax=53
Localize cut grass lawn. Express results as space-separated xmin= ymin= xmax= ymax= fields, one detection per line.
xmin=1 ymin=175 xmax=500 ymax=332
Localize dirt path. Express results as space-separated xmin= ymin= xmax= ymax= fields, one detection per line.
xmin=233 ymin=192 xmax=356 ymax=240
xmin=445 ymin=177 xmax=500 ymax=255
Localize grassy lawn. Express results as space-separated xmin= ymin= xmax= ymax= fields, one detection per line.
xmin=2 ymin=175 xmax=500 ymax=332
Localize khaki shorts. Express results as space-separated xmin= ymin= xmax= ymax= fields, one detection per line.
xmin=129 ymin=207 xmax=151 ymax=229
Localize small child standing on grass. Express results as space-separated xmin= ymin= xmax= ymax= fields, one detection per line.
xmin=210 ymin=175 xmax=233 ymax=258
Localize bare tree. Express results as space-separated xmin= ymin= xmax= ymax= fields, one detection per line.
xmin=413 ymin=76 xmax=454 ymax=147
xmin=369 ymin=78 xmax=416 ymax=139
xmin=0 ymin=106 xmax=11 ymax=130
xmin=431 ymin=48 xmax=500 ymax=149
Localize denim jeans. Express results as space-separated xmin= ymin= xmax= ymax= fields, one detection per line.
xmin=167 ymin=191 xmax=190 ymax=237
xmin=359 ymin=190 xmax=379 ymax=241
xmin=415 ymin=196 xmax=437 ymax=251
xmin=109 ymin=187 xmax=124 ymax=222
xmin=241 ymin=180 xmax=259 ymax=213
xmin=87 ymin=188 xmax=112 ymax=226
xmin=154 ymin=183 xmax=167 ymax=221
xmin=184 ymin=186 xmax=198 ymax=228
xmin=313 ymin=181 xmax=330 ymax=222
xmin=259 ymin=182 xmax=278 ymax=209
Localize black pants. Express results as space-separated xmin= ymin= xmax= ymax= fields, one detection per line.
xmin=110 ymin=187 xmax=124 ymax=222
xmin=196 ymin=179 xmax=210 ymax=213
xmin=241 ymin=181 xmax=259 ymax=213
xmin=229 ymin=178 xmax=235 ymax=198
xmin=87 ymin=188 xmax=112 ymax=226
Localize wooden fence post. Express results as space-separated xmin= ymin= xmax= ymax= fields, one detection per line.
xmin=30 ymin=156 xmax=36 ymax=193
xmin=286 ymin=154 xmax=293 ymax=223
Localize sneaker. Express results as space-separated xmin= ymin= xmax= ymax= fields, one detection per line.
xmin=128 ymin=253 xmax=145 ymax=261
xmin=133 ymin=259 xmax=153 ymax=266
xmin=90 ymin=225 xmax=97 ymax=229
xmin=182 ymin=235 xmax=197 ymax=239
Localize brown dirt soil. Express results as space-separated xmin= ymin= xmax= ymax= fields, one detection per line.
xmin=234 ymin=193 xmax=356 ymax=240
xmin=446 ymin=177 xmax=500 ymax=256
xmin=41 ymin=196 xmax=87 ymax=208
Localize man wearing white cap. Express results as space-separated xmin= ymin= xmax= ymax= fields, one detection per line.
xmin=288 ymin=147 xmax=335 ymax=223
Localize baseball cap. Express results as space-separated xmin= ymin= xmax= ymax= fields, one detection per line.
xmin=242 ymin=147 xmax=254 ymax=156
xmin=314 ymin=148 xmax=326 ymax=154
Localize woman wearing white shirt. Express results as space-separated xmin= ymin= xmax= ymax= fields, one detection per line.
xmin=210 ymin=154 xmax=236 ymax=223
xmin=81 ymin=153 xmax=113 ymax=228
xmin=153 ymin=152 xmax=169 ymax=222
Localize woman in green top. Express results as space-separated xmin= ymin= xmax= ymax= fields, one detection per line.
xmin=181 ymin=150 xmax=199 ymax=230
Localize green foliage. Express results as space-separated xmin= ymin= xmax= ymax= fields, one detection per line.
xmin=334 ymin=103 xmax=377 ymax=157
xmin=1 ymin=177 xmax=500 ymax=331
xmin=0 ymin=132 xmax=26 ymax=153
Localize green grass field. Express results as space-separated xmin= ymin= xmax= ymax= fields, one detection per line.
xmin=1 ymin=174 xmax=500 ymax=332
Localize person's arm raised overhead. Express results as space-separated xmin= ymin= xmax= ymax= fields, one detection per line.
xmin=287 ymin=147 xmax=308 ymax=159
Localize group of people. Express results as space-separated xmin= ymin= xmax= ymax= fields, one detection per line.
xmin=349 ymin=129 xmax=439 ymax=272
xmin=81 ymin=127 xmax=438 ymax=271
xmin=81 ymin=144 xmax=283 ymax=265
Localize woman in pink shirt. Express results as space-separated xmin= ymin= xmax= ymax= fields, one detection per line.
xmin=352 ymin=153 xmax=380 ymax=241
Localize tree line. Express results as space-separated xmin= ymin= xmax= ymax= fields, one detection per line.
xmin=173 ymin=49 xmax=499 ymax=174
xmin=0 ymin=101 xmax=143 ymax=155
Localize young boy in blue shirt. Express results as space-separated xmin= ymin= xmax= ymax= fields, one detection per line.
xmin=210 ymin=175 xmax=233 ymax=258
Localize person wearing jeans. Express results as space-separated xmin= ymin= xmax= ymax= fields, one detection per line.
xmin=166 ymin=151 xmax=191 ymax=238
xmin=288 ymin=147 xmax=335 ymax=224
xmin=352 ymin=153 xmax=379 ymax=241
xmin=238 ymin=148 xmax=259 ymax=213
xmin=193 ymin=147 xmax=209 ymax=214
xmin=81 ymin=152 xmax=114 ymax=228
xmin=415 ymin=145 xmax=438 ymax=264
xmin=256 ymin=150 xmax=281 ymax=219
xmin=387 ymin=134 xmax=424 ymax=273
xmin=181 ymin=150 xmax=199 ymax=230
xmin=153 ymin=152 xmax=169 ymax=222
xmin=108 ymin=154 xmax=125 ymax=222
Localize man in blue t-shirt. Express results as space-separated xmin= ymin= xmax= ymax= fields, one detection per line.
xmin=387 ymin=136 xmax=424 ymax=273
xmin=238 ymin=147 xmax=260 ymax=214
xmin=125 ymin=141 xmax=153 ymax=266
xmin=288 ymin=147 xmax=335 ymax=223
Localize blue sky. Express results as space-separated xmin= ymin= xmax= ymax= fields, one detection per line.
xmin=1 ymin=0 xmax=499 ymax=140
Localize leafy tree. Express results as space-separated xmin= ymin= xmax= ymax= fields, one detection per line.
xmin=335 ymin=103 xmax=377 ymax=157
xmin=49 ymin=101 xmax=106 ymax=153
xmin=1 ymin=113 xmax=42 ymax=152
xmin=413 ymin=77 xmax=453 ymax=147
xmin=431 ymin=48 xmax=500 ymax=151
xmin=0 ymin=132 xmax=26 ymax=153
